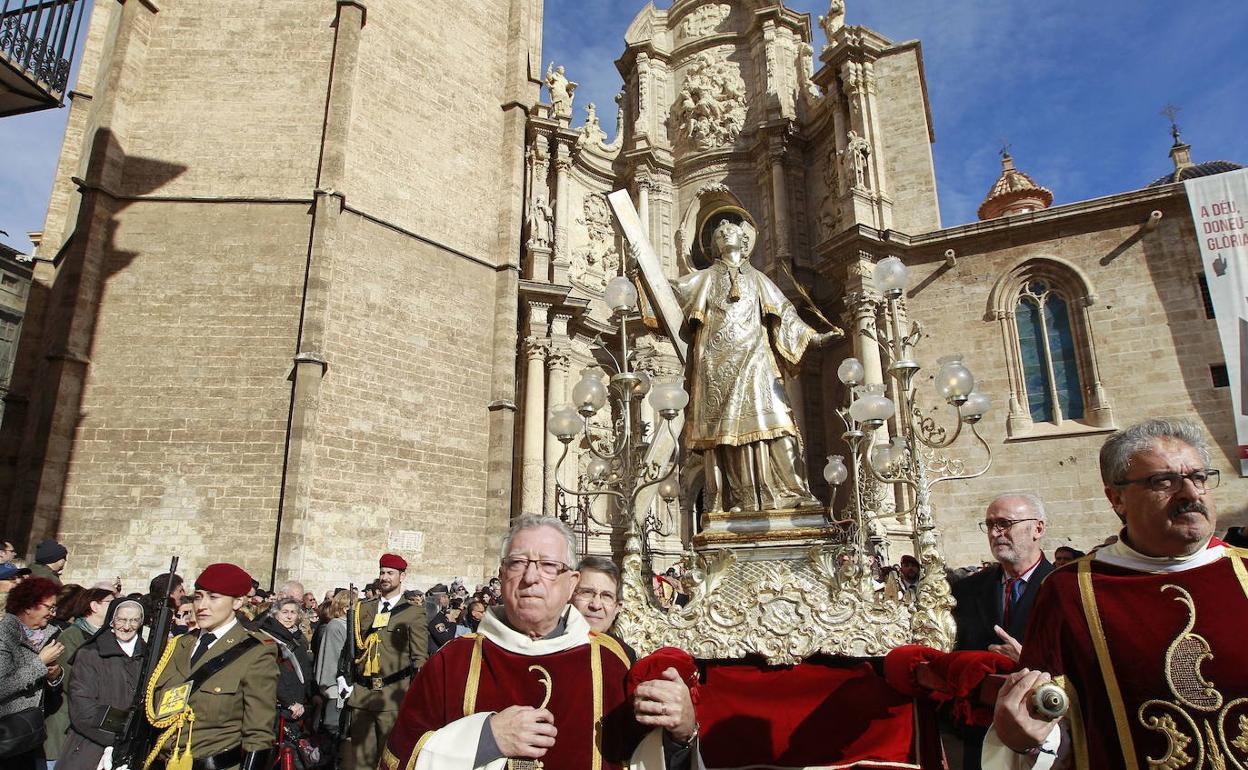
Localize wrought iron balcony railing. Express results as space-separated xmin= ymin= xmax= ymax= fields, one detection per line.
xmin=0 ymin=0 xmax=85 ymax=117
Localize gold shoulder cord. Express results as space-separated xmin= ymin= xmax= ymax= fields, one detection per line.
xmin=354 ymin=601 xmax=382 ymax=677
xmin=1076 ymin=558 xmax=1139 ymax=768
xmin=142 ymin=634 xmax=196 ymax=770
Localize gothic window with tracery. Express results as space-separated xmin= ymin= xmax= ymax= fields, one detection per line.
xmin=989 ymin=259 xmax=1114 ymax=438
xmin=1016 ymin=280 xmax=1084 ymax=423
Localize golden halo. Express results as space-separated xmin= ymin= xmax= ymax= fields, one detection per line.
xmin=695 ymin=204 xmax=758 ymax=265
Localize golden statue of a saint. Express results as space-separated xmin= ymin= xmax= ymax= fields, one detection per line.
xmin=671 ymin=205 xmax=840 ymax=513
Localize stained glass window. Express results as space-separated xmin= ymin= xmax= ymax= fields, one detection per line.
xmin=1016 ymin=281 xmax=1084 ymax=424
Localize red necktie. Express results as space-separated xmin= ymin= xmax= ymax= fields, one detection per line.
xmin=1002 ymin=577 xmax=1022 ymax=626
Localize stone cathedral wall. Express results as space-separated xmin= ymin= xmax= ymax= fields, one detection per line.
xmin=8 ymin=0 xmax=529 ymax=594
xmin=900 ymin=193 xmax=1245 ymax=567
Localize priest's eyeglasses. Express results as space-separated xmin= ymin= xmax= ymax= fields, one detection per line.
xmin=502 ymin=557 xmax=574 ymax=579
xmin=978 ymin=518 xmax=1040 ymax=534
xmin=1112 ymin=468 xmax=1220 ymax=493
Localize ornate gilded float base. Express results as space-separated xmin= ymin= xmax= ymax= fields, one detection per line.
xmin=616 ymin=540 xmax=957 ymax=665
xmin=693 ymin=506 xmax=842 ymax=548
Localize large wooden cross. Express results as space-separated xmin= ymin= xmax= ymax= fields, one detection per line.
xmin=605 ymin=190 xmax=687 ymax=520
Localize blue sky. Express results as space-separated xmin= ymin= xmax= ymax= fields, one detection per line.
xmin=2 ymin=0 xmax=1246 ymax=253
xmin=545 ymin=0 xmax=1248 ymax=228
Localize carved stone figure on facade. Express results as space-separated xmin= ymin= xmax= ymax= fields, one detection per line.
xmin=576 ymin=102 xmax=608 ymax=149
xmin=544 ymin=62 xmax=577 ymax=119
xmin=678 ymin=3 xmax=731 ymax=39
xmin=527 ymin=194 xmax=553 ymax=250
xmin=670 ymin=205 xmax=841 ymax=513
xmin=675 ymin=52 xmax=748 ymax=151
xmin=843 ymin=129 xmax=870 ymax=190
xmin=797 ymin=42 xmax=822 ymax=101
xmin=571 ymin=193 xmax=620 ymax=292
xmin=818 ymin=0 xmax=846 ymax=48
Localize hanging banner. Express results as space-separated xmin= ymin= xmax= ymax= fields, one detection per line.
xmin=1186 ymin=167 xmax=1248 ymax=476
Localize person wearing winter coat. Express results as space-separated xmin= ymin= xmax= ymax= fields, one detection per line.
xmin=58 ymin=600 xmax=146 ymax=770
xmin=43 ymin=586 xmax=114 ymax=766
xmin=260 ymin=598 xmax=314 ymax=722
xmin=313 ymin=590 xmax=351 ymax=735
xmin=0 ymin=577 xmax=66 ymax=770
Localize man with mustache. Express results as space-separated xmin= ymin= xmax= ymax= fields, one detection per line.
xmin=986 ymin=418 xmax=1248 ymax=769
xmin=378 ymin=515 xmax=696 ymax=770
xmin=950 ymin=493 xmax=1054 ymax=769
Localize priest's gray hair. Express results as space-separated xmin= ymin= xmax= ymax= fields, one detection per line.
xmin=1099 ymin=418 xmax=1212 ymax=485
xmin=501 ymin=514 xmax=578 ymax=567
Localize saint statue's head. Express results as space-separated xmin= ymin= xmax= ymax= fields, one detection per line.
xmin=711 ymin=219 xmax=750 ymax=266
xmin=695 ymin=203 xmax=757 ymax=268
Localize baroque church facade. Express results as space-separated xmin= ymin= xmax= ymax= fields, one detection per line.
xmin=1 ymin=0 xmax=1243 ymax=590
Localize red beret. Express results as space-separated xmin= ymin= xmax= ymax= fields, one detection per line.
xmin=194 ymin=563 xmax=252 ymax=597
xmin=380 ymin=553 xmax=407 ymax=571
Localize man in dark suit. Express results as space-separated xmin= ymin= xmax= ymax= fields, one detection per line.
xmin=950 ymin=493 xmax=1054 ymax=770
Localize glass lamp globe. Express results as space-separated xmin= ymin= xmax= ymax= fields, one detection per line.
xmin=572 ymin=367 xmax=608 ymax=414
xmin=848 ymin=383 xmax=895 ymax=425
xmin=960 ymin=391 xmax=992 ymax=421
xmin=657 ymin=477 xmax=680 ymax=502
xmin=546 ymin=405 xmax=581 ymax=442
xmin=872 ymin=256 xmax=909 ymax=295
xmin=869 ymin=442 xmax=894 ymax=471
xmin=837 ymin=358 xmax=865 ymax=387
xmin=823 ymin=455 xmax=849 ymax=486
xmin=604 ymin=276 xmax=638 ymax=314
xmin=934 ymin=354 xmax=975 ymax=404
xmin=586 ymin=457 xmax=610 ymax=482
xmin=649 ymin=382 xmax=690 ymax=417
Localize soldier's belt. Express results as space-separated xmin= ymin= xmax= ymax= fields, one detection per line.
xmin=157 ymin=746 xmax=240 ymax=770
xmin=356 ymin=665 xmax=415 ymax=691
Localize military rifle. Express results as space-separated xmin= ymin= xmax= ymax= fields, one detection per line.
xmin=118 ymin=555 xmax=180 ymax=768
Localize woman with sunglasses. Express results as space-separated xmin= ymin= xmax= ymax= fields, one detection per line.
xmin=0 ymin=577 xmax=66 ymax=769
xmin=58 ymin=600 xmax=146 ymax=770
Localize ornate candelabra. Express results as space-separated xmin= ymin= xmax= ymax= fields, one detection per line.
xmin=546 ymin=276 xmax=689 ymax=558
xmin=823 ymin=256 xmax=993 ymax=633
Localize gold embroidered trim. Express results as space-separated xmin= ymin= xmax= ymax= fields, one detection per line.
xmin=462 ymin=634 xmax=484 ymax=717
xmin=1077 ymin=558 xmax=1139 ymax=768
xmin=591 ymin=634 xmax=604 ymax=770
xmin=590 ymin=631 xmax=631 ymax=668
xmin=1230 ymin=546 xmax=1248 ymax=603
xmin=380 ymin=747 xmax=400 ymax=770
xmin=1054 ymin=675 xmax=1090 ymax=769
xmin=404 ymin=730 xmax=436 ymax=770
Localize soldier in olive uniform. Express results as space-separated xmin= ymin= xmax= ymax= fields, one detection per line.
xmin=146 ymin=563 xmax=278 ymax=770
xmin=342 ymin=553 xmax=428 ymax=770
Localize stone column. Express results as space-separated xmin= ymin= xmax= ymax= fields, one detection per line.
xmin=552 ymin=142 xmax=573 ymax=285
xmin=521 ymin=335 xmax=550 ymax=514
xmin=544 ymin=345 xmax=571 ymax=513
xmin=768 ymin=136 xmax=792 ymax=268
